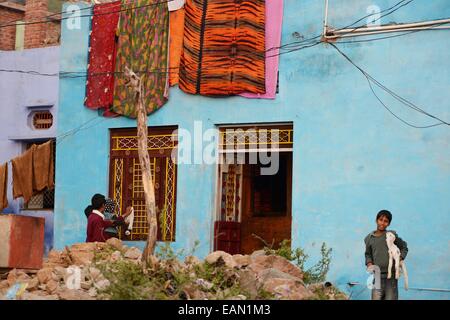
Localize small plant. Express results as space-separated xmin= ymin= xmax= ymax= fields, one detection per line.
xmin=155 ymin=239 xmax=200 ymax=261
xmin=98 ymin=259 xmax=152 ymax=300
xmin=303 ymin=243 xmax=332 ymax=284
xmin=263 ymin=239 xmax=333 ymax=285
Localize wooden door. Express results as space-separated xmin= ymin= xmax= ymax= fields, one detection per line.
xmin=240 ymin=152 xmax=292 ymax=254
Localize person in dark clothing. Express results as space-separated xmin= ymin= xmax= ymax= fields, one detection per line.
xmin=85 ymin=193 xmax=132 ymax=242
xmin=365 ymin=210 xmax=408 ymax=300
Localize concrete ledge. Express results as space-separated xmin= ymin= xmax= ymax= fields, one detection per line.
xmin=0 ymin=2 xmax=26 ymax=13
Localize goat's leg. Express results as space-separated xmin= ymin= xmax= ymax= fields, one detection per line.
xmin=395 ymin=255 xmax=400 ymax=279
xmin=401 ymin=261 xmax=409 ymax=290
xmin=387 ymin=254 xmax=393 ymax=279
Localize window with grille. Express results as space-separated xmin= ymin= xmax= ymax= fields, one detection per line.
xmin=24 ymin=140 xmax=55 ymax=210
xmin=32 ymin=111 xmax=53 ymax=130
xmin=109 ymin=127 xmax=178 ymax=242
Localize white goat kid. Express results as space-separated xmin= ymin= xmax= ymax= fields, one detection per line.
xmin=386 ymin=231 xmax=408 ymax=290
xmin=124 ymin=207 xmax=134 ymax=237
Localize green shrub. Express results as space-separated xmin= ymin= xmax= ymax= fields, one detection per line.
xmin=264 ymin=240 xmax=332 ymax=284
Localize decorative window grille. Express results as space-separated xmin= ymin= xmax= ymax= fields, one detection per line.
xmin=110 ymin=127 xmax=178 ymax=242
xmin=32 ymin=111 xmax=53 ymax=130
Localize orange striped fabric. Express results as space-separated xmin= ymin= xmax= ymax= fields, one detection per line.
xmin=169 ymin=8 xmax=185 ymax=86
xmin=179 ymin=0 xmax=266 ymax=96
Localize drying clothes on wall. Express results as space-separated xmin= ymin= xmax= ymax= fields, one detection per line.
xmin=111 ymin=0 xmax=169 ymax=118
xmin=0 ymin=162 xmax=8 ymax=211
xmin=240 ymin=0 xmax=283 ymax=100
xmin=169 ymin=8 xmax=185 ymax=86
xmin=12 ymin=145 xmax=35 ymax=203
xmin=179 ymin=0 xmax=266 ymax=96
xmin=84 ymin=1 xmax=121 ymax=115
xmin=32 ymin=140 xmax=54 ymax=192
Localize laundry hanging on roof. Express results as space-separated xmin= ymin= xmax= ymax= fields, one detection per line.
xmin=12 ymin=145 xmax=35 ymax=203
xmin=84 ymin=1 xmax=121 ymax=117
xmin=240 ymin=0 xmax=283 ymax=100
xmin=179 ymin=0 xmax=266 ymax=96
xmin=111 ymin=0 xmax=169 ymax=119
xmin=169 ymin=7 xmax=185 ymax=86
xmin=32 ymin=140 xmax=54 ymax=193
xmin=0 ymin=162 xmax=8 ymax=211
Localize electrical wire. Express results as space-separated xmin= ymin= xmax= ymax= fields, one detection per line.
xmin=279 ymin=0 xmax=417 ymax=51
xmin=329 ymin=43 xmax=450 ymax=129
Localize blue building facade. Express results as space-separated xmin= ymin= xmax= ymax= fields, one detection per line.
xmin=55 ymin=0 xmax=450 ymax=299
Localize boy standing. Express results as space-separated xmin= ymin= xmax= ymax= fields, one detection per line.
xmin=364 ymin=210 xmax=408 ymax=300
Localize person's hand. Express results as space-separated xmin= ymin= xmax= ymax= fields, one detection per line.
xmin=124 ymin=206 xmax=132 ymax=217
xmin=366 ymin=262 xmax=374 ymax=269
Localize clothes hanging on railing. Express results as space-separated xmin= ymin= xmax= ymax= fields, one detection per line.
xmin=32 ymin=140 xmax=54 ymax=192
xmin=179 ymin=0 xmax=266 ymax=96
xmin=240 ymin=0 xmax=284 ymax=100
xmin=84 ymin=1 xmax=121 ymax=116
xmin=0 ymin=162 xmax=8 ymax=211
xmin=111 ymin=0 xmax=169 ymax=118
xmin=11 ymin=142 xmax=55 ymax=204
xmin=12 ymin=145 xmax=35 ymax=203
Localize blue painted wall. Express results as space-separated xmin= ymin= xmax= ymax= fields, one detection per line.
xmin=55 ymin=1 xmax=450 ymax=299
xmin=0 ymin=46 xmax=59 ymax=256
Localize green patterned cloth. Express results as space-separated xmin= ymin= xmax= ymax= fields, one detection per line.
xmin=112 ymin=0 xmax=169 ymax=118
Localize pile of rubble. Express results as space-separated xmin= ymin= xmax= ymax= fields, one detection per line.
xmin=0 ymin=238 xmax=347 ymax=300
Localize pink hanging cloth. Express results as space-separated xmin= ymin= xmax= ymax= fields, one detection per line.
xmin=240 ymin=0 xmax=284 ymax=100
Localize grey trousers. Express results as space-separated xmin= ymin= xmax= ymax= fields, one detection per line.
xmin=371 ymin=277 xmax=399 ymax=300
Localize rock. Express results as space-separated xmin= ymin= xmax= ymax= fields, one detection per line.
xmin=124 ymin=247 xmax=142 ymax=260
xmin=7 ymin=269 xmax=30 ymax=286
xmin=257 ymin=268 xmax=302 ymax=284
xmin=57 ymin=288 xmax=95 ymax=300
xmin=65 ymin=244 xmax=96 ymax=266
xmin=237 ymin=269 xmax=258 ymax=298
xmin=229 ymin=294 xmax=247 ymax=300
xmin=250 ymin=250 xmax=266 ymax=260
xmin=88 ymin=287 xmax=97 ymax=297
xmin=80 ymin=280 xmax=93 ymax=290
xmin=0 ymin=280 xmax=9 ymax=290
xmin=194 ymin=278 xmax=213 ymax=290
xmin=249 ymin=255 xmax=303 ymax=280
xmin=88 ymin=267 xmax=102 ymax=281
xmin=110 ymin=250 xmax=122 ymax=262
xmin=106 ymin=237 xmax=124 ymax=251
xmin=45 ymin=280 xmax=58 ymax=294
xmin=21 ymin=292 xmax=59 ymax=300
xmin=52 ymin=266 xmax=67 ymax=282
xmin=181 ymin=284 xmax=208 ymax=300
xmin=205 ymin=251 xmax=237 ymax=269
xmin=232 ymin=254 xmax=252 ymax=268
xmin=94 ymin=279 xmax=110 ymax=291
xmin=263 ymin=278 xmax=314 ymax=300
xmin=37 ymin=268 xmax=53 ymax=284
xmin=25 ymin=277 xmax=40 ymax=291
xmin=46 ymin=250 xmax=67 ymax=267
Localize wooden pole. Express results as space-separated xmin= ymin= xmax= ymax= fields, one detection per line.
xmin=124 ymin=67 xmax=158 ymax=266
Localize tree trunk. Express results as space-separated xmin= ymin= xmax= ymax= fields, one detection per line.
xmin=124 ymin=67 xmax=158 ymax=266
xmin=137 ymin=94 xmax=158 ymax=265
